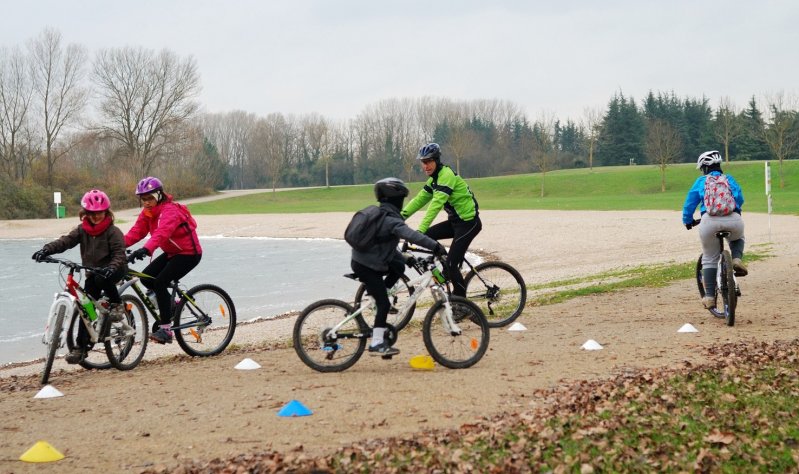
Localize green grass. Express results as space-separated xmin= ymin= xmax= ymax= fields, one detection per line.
xmin=188 ymin=160 xmax=799 ymax=215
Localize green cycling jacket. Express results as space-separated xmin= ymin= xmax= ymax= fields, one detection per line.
xmin=401 ymin=165 xmax=479 ymax=233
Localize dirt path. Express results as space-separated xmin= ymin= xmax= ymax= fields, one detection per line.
xmin=1 ymin=210 xmax=797 ymax=473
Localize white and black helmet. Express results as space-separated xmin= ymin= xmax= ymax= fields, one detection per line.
xmin=696 ymin=150 xmax=722 ymax=169
xmin=374 ymin=177 xmax=409 ymax=201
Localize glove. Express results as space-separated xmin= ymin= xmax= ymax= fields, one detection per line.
xmin=128 ymin=247 xmax=149 ymax=263
xmin=96 ymin=266 xmax=115 ymax=279
xmin=685 ymin=223 xmax=693 ymax=230
xmin=32 ymin=249 xmax=51 ymax=262
xmin=433 ymin=243 xmax=448 ymax=257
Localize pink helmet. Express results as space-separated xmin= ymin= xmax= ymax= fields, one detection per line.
xmin=135 ymin=176 xmax=163 ymax=195
xmin=81 ymin=189 xmax=111 ymax=212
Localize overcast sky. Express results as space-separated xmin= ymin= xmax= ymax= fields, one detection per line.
xmin=2 ymin=0 xmax=797 ymax=123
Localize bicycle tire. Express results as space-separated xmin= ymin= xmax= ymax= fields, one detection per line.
xmin=463 ymin=261 xmax=527 ymax=328
xmin=353 ymin=274 xmax=416 ymax=331
xmin=721 ymin=250 xmax=736 ymax=326
xmin=174 ymin=284 xmax=237 ymax=357
xmin=293 ymin=299 xmax=368 ymax=372
xmin=67 ymin=309 xmax=112 ymax=370
xmin=422 ymin=296 xmax=489 ymax=369
xmin=41 ymin=305 xmax=66 ymax=385
xmin=696 ymin=254 xmax=725 ymax=319
xmin=104 ymin=295 xmax=149 ymax=370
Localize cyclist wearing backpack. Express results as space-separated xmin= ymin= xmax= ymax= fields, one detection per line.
xmin=682 ymin=150 xmax=747 ymax=309
xmin=125 ymin=177 xmax=203 ymax=344
xmin=351 ymin=177 xmax=446 ymax=356
xmin=401 ymin=143 xmax=481 ymax=298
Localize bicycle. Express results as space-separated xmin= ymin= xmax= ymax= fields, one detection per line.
xmin=293 ymin=249 xmax=490 ymax=372
xmin=688 ymin=219 xmax=741 ymax=326
xmin=121 ymin=252 xmax=237 ymax=357
xmin=38 ymin=257 xmax=148 ymax=385
xmin=354 ymin=243 xmax=526 ymax=329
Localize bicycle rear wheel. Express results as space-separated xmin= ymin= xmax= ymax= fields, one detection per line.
xmin=293 ymin=299 xmax=368 ymax=372
xmin=422 ymin=296 xmax=489 ymax=369
xmin=720 ymin=250 xmax=737 ymax=326
xmin=104 ymin=295 xmax=149 ymax=370
xmin=464 ymin=261 xmax=526 ymax=328
xmin=41 ymin=305 xmax=66 ymax=385
xmin=353 ymin=274 xmax=416 ymax=331
xmin=174 ymin=284 xmax=237 ymax=357
xmin=66 ymin=310 xmax=112 ymax=370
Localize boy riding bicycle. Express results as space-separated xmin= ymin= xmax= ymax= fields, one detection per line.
xmin=350 ymin=178 xmax=445 ymax=356
xmin=682 ymin=150 xmax=747 ymax=309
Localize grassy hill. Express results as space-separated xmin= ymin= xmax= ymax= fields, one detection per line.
xmin=189 ymin=160 xmax=799 ymax=215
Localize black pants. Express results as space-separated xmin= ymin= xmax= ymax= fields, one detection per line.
xmin=77 ymin=267 xmax=125 ymax=348
xmin=141 ymin=253 xmax=202 ymax=324
xmin=351 ymin=256 xmax=404 ymax=328
xmin=425 ymin=216 xmax=482 ymax=297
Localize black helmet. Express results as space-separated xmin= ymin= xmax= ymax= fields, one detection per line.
xmin=417 ymin=143 xmax=441 ymax=161
xmin=374 ymin=177 xmax=409 ymax=201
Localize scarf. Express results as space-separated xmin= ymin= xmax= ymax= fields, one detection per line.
xmin=82 ymin=215 xmax=113 ymax=236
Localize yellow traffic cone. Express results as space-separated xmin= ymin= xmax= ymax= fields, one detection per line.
xmin=19 ymin=440 xmax=65 ymax=463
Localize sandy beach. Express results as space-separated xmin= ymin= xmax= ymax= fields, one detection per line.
xmin=1 ymin=205 xmax=798 ymax=472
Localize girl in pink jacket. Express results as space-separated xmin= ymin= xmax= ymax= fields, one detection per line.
xmin=126 ymin=177 xmax=202 ymax=344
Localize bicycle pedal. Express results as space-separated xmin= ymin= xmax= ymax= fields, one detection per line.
xmin=381 ymin=355 xmax=393 ymax=360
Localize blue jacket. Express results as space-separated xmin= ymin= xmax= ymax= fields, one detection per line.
xmin=682 ymin=171 xmax=744 ymax=225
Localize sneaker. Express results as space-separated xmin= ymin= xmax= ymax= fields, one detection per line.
xmin=150 ymin=327 xmax=174 ymax=344
xmin=368 ymin=342 xmax=400 ymax=357
xmin=732 ymin=258 xmax=748 ymax=277
xmin=65 ymin=349 xmax=86 ymax=364
xmin=108 ymin=304 xmax=126 ymax=322
xmin=702 ymin=296 xmax=716 ymax=309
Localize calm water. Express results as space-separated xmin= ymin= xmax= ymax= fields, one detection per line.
xmin=0 ymin=237 xmax=357 ymax=365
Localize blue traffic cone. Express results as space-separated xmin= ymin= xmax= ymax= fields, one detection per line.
xmin=277 ymin=399 xmax=312 ymax=417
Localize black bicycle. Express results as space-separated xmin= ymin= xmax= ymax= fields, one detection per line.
xmin=688 ymin=219 xmax=740 ymax=326
xmin=121 ymin=251 xmax=237 ymax=357
xmin=354 ymin=243 xmax=526 ymax=329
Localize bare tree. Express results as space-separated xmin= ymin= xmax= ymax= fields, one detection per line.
xmin=530 ymin=115 xmax=558 ymax=198
xmin=645 ymin=119 xmax=682 ymax=192
xmin=447 ymin=123 xmax=478 ymax=175
xmin=198 ymin=110 xmax=256 ymax=189
xmin=714 ymin=97 xmax=740 ymax=163
xmin=0 ymin=46 xmax=34 ymax=181
xmin=28 ymin=28 xmax=89 ymax=187
xmin=303 ymin=113 xmax=332 ymax=187
xmin=581 ymin=106 xmax=602 ymax=170
xmin=762 ymin=91 xmax=798 ymax=189
xmin=93 ymin=46 xmax=200 ymax=175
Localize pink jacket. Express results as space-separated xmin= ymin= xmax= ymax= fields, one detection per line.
xmin=125 ymin=196 xmax=202 ymax=257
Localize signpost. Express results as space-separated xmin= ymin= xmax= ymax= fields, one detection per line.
xmin=765 ymin=162 xmax=772 ymax=241
xmin=53 ymin=192 xmax=65 ymax=219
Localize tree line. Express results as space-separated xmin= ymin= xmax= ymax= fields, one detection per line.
xmin=1 ymin=28 xmax=797 ymax=219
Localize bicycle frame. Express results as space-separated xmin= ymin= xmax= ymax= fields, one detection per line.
xmin=118 ymin=270 xmax=211 ymax=336
xmin=331 ymin=260 xmax=461 ymax=339
xmin=44 ymin=264 xmax=103 ymax=346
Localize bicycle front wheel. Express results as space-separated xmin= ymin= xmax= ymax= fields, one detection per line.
xmin=174 ymin=284 xmax=237 ymax=357
xmin=42 ymin=305 xmax=66 ymax=386
xmin=422 ymin=296 xmax=489 ymax=369
xmin=353 ymin=274 xmax=416 ymax=331
xmin=104 ymin=295 xmax=149 ymax=370
xmin=464 ymin=261 xmax=527 ymax=328
xmin=293 ymin=299 xmax=368 ymax=372
xmin=66 ymin=310 xmax=112 ymax=370
xmin=721 ymin=251 xmax=737 ymax=326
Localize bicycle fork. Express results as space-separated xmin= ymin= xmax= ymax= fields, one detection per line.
xmin=432 ymin=286 xmax=462 ymax=336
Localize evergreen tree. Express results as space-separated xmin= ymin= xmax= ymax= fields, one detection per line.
xmin=734 ymin=97 xmax=770 ymax=161
xmin=597 ymin=93 xmax=646 ymax=166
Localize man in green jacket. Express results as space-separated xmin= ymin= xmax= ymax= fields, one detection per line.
xmin=401 ymin=143 xmax=482 ymax=297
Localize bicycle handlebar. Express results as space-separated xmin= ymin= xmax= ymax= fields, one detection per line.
xmin=38 ymin=256 xmax=100 ymax=273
